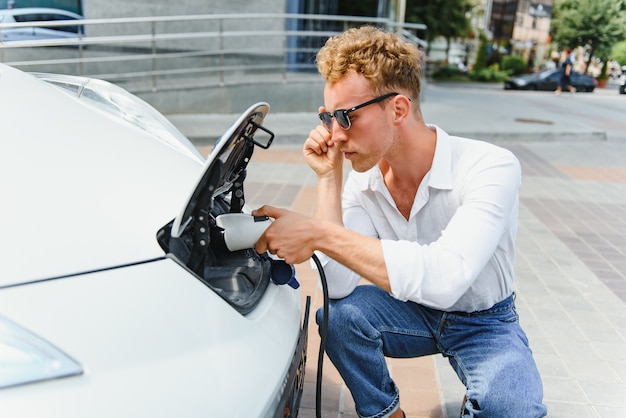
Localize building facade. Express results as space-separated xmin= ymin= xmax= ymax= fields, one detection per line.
xmin=487 ymin=0 xmax=553 ymax=69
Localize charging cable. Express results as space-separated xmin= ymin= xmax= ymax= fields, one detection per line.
xmin=311 ymin=253 xmax=329 ymax=418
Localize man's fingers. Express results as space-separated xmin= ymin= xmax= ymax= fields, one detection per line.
xmin=304 ymin=126 xmax=332 ymax=155
xmin=255 ymin=235 xmax=269 ymax=254
xmin=304 ymin=136 xmax=326 ymax=155
xmin=252 ymin=205 xmax=284 ymax=219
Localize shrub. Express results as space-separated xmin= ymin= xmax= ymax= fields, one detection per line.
xmin=501 ymin=55 xmax=527 ymax=75
xmin=473 ymin=33 xmax=488 ymax=73
xmin=431 ymin=65 xmax=468 ymax=80
xmin=468 ymin=64 xmax=510 ymax=82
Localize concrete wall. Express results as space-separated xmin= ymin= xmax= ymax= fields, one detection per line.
xmin=2 ymin=0 xmax=326 ymax=114
xmin=139 ymin=75 xmax=325 ymax=114
xmin=82 ymin=0 xmax=286 ymax=19
xmin=76 ymin=0 xmax=327 ymax=115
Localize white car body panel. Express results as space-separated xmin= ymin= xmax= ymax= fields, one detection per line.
xmin=0 ymin=63 xmax=306 ymax=417
xmin=0 ymin=259 xmax=301 ymax=417
xmin=0 ymin=64 xmax=202 ymax=285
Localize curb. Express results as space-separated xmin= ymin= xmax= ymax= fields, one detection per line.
xmin=187 ymin=131 xmax=607 ymax=147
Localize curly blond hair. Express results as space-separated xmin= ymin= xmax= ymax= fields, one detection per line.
xmin=316 ymin=26 xmax=423 ymax=100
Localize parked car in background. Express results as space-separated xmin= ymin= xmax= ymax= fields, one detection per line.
xmin=0 ymin=63 xmax=307 ymax=417
xmin=504 ymin=69 xmax=598 ymax=92
xmin=0 ymin=7 xmax=85 ymax=42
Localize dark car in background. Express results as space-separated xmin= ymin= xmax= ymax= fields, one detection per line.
xmin=504 ymin=69 xmax=597 ymax=92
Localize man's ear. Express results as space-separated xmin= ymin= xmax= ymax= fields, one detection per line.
xmin=392 ymin=95 xmax=412 ymax=124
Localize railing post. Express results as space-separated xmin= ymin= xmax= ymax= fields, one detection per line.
xmin=219 ymin=18 xmax=224 ymax=87
xmin=282 ymin=16 xmax=287 ymax=82
xmin=151 ymin=20 xmax=157 ymax=92
xmin=78 ymin=25 xmax=84 ymax=75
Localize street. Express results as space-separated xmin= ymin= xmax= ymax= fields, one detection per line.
xmin=170 ymin=79 xmax=626 ymax=146
xmin=421 ymin=80 xmax=626 ymax=143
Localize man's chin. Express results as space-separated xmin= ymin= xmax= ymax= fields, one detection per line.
xmin=350 ymin=160 xmax=376 ymax=173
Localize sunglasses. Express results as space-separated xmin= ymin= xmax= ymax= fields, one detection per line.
xmin=318 ymin=92 xmax=400 ymax=131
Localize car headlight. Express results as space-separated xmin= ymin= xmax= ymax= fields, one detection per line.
xmin=30 ymin=72 xmax=203 ymax=162
xmin=0 ymin=315 xmax=82 ymax=389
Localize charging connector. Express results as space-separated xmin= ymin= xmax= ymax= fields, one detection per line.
xmin=215 ymin=213 xmax=273 ymax=251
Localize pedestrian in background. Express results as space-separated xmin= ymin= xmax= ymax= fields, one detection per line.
xmin=555 ymin=48 xmax=576 ymax=95
xmin=254 ymin=26 xmax=547 ymax=418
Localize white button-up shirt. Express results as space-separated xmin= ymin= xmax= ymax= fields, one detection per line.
xmin=316 ymin=126 xmax=520 ymax=312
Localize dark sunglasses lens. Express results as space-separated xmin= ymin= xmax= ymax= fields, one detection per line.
xmin=335 ymin=111 xmax=350 ymax=129
xmin=319 ymin=112 xmax=333 ymax=129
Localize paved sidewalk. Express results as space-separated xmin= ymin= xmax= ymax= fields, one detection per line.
xmin=189 ymin=84 xmax=626 ymax=418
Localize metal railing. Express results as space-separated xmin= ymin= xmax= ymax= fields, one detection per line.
xmin=0 ymin=13 xmax=426 ymax=94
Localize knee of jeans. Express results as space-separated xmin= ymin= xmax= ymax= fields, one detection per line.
xmin=315 ymin=302 xmax=352 ymax=331
xmin=464 ymin=384 xmax=546 ymax=418
xmin=315 ymin=300 xmax=377 ymax=341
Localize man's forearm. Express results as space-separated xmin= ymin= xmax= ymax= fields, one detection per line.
xmin=315 ymin=220 xmax=392 ymax=293
xmin=316 ymin=171 xmax=343 ymax=225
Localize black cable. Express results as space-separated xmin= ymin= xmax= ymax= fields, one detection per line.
xmin=310 ymin=253 xmax=329 ymax=418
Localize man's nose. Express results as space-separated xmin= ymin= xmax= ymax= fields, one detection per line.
xmin=331 ymin=124 xmax=348 ymax=142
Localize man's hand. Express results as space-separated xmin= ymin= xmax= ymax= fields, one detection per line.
xmin=252 ymin=205 xmax=318 ymax=265
xmin=253 ymin=206 xmax=390 ymax=293
xmin=303 ymin=107 xmax=344 ymax=178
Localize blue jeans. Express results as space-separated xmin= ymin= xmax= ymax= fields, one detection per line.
xmin=316 ymin=286 xmax=547 ymax=418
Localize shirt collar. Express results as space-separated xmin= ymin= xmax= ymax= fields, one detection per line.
xmin=428 ymin=125 xmax=453 ymax=190
xmin=356 ymin=125 xmax=453 ymax=192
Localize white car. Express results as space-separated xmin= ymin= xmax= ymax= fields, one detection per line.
xmin=0 ymin=7 xmax=85 ymax=42
xmin=0 ymin=63 xmax=308 ymax=417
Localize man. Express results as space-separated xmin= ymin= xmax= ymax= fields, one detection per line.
xmin=555 ymin=48 xmax=576 ymax=94
xmin=254 ymin=26 xmax=547 ymax=418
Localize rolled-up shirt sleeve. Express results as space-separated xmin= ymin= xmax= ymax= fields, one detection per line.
xmin=312 ymin=187 xmax=380 ymax=299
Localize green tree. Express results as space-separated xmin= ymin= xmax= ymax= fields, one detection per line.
xmin=611 ymin=40 xmax=626 ymax=65
xmin=405 ymin=0 xmax=473 ymax=62
xmin=551 ymin=0 xmax=626 ymax=73
xmin=473 ymin=32 xmax=489 ymax=72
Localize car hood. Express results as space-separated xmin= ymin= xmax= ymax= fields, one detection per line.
xmin=0 ymin=64 xmax=216 ymax=286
